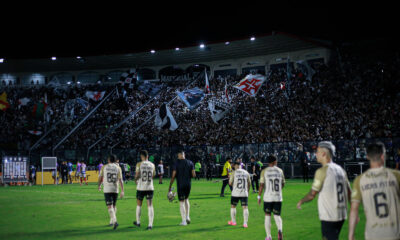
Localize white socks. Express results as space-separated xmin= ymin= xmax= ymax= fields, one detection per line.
xmin=179 ymin=201 xmax=186 ymax=223
xmin=148 ymin=206 xmax=154 ymax=227
xmin=243 ymin=209 xmax=249 ymax=225
xmin=184 ymin=199 xmax=190 ymax=221
xmin=230 ymin=208 xmax=236 ymax=223
xmin=265 ymin=215 xmax=271 ymax=238
xmin=274 ymin=215 xmax=282 ymax=232
xmin=108 ymin=208 xmax=116 ymax=224
xmin=136 ymin=206 xmax=142 ymax=224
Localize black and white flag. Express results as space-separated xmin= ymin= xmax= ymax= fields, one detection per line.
xmin=155 ymin=103 xmax=178 ymax=131
xmin=119 ymin=68 xmax=138 ymax=89
xmin=208 ymin=99 xmax=230 ymax=124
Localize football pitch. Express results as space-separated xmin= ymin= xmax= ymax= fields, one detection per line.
xmin=0 ymin=179 xmax=365 ymax=240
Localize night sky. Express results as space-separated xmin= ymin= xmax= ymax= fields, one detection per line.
xmin=0 ymin=6 xmax=397 ymax=60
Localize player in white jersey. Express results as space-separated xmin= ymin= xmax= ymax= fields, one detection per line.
xmin=98 ymin=154 xmax=124 ymax=230
xmin=228 ymin=160 xmax=251 ymax=228
xmin=258 ymin=155 xmax=285 ymax=240
xmin=349 ymin=142 xmax=400 ymax=240
xmin=297 ymin=141 xmax=351 ymax=240
xmin=133 ymin=150 xmax=156 ymax=230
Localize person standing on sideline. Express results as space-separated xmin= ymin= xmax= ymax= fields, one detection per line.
xmin=296 ymin=141 xmax=351 ymax=240
xmin=206 ymin=161 xmax=214 ymax=181
xmin=221 ymin=157 xmax=233 ymax=197
xmin=348 ymin=142 xmax=400 ymax=240
xmin=98 ymin=154 xmax=124 ymax=230
xmin=298 ymin=144 xmax=310 ymax=183
xmin=158 ymin=160 xmax=164 ymax=184
xmin=395 ymin=148 xmax=400 ymax=170
xmin=168 ymin=148 xmax=196 ymax=226
xmin=195 ymin=161 xmax=201 ymax=180
xmin=250 ymin=156 xmax=260 ymax=193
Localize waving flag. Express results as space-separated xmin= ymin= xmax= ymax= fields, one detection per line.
xmin=233 ymin=74 xmax=266 ymax=97
xmin=85 ymin=91 xmax=105 ymax=101
xmin=28 ymin=130 xmax=43 ymax=135
xmin=155 ymin=103 xmax=178 ymax=131
xmin=138 ymin=81 xmax=163 ymax=97
xmin=0 ymin=92 xmax=10 ymax=111
xmin=297 ymin=60 xmax=315 ymax=81
xmin=224 ymin=80 xmax=230 ymax=103
xmin=177 ymin=87 xmax=205 ymax=110
xmin=18 ymin=97 xmax=31 ymax=108
xmin=76 ymin=98 xmax=89 ymax=110
xmin=208 ymin=100 xmax=230 ymax=124
xmin=32 ymin=101 xmax=47 ymax=118
xmin=119 ymin=68 xmax=138 ymax=89
xmin=205 ymin=69 xmax=210 ymax=94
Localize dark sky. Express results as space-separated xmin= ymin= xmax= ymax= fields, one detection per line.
xmin=1 ymin=6 xmax=397 ymax=59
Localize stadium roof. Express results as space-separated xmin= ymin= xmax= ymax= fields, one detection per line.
xmin=0 ymin=32 xmax=328 ymax=73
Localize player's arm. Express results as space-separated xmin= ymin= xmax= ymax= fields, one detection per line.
xmin=97 ymin=166 xmax=104 ymax=191
xmin=348 ymin=201 xmax=360 ymax=240
xmin=228 ymin=172 xmax=234 ymax=186
xmin=168 ymin=170 xmax=176 ymax=192
xmin=118 ymin=168 xmax=124 ymax=198
xmin=258 ymin=169 xmax=265 ymax=205
xmin=247 ymin=175 xmax=251 ymax=191
xmin=191 ymin=162 xmax=196 ymax=178
xmin=134 ymin=163 xmax=140 ymax=183
xmin=281 ymin=171 xmax=286 ymax=189
xmin=297 ymin=167 xmax=326 ymax=209
xmin=252 ymin=165 xmax=256 ymax=175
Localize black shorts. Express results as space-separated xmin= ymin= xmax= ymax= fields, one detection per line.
xmin=264 ymin=201 xmax=282 ymax=215
xmin=321 ymin=220 xmax=344 ymax=240
xmin=231 ymin=196 xmax=248 ymax=206
xmin=104 ymin=193 xmax=118 ymax=206
xmin=177 ymin=186 xmax=191 ymax=201
xmin=136 ymin=190 xmax=154 ymax=201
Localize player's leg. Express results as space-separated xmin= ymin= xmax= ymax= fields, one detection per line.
xmin=255 ymin=176 xmax=259 ymax=192
xmin=242 ymin=198 xmax=249 ymax=228
xmin=264 ymin=202 xmax=273 ymax=240
xmin=111 ymin=193 xmax=118 ymax=229
xmin=104 ymin=193 xmax=116 ymax=226
xmin=177 ymin=189 xmax=187 ymax=226
xmin=134 ymin=191 xmax=143 ymax=227
xmin=146 ymin=191 xmax=154 ymax=229
xmin=229 ymin=197 xmax=238 ymax=225
xmin=184 ymin=186 xmax=191 ymax=223
xmin=272 ymin=202 xmax=283 ymax=240
xmin=251 ymin=177 xmax=256 ymax=192
xmin=220 ymin=178 xmax=228 ymax=197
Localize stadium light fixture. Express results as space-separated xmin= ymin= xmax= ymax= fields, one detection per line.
xmin=0 ymin=58 xmax=4 ymax=63
xmin=225 ymin=41 xmax=230 ymax=45
xmin=77 ymin=81 xmax=81 ymax=84
xmin=76 ymin=56 xmax=81 ymax=59
xmin=250 ymin=37 xmax=256 ymax=41
xmin=67 ymin=81 xmax=71 ymax=85
xmin=199 ymin=44 xmax=205 ymax=48
xmin=175 ymin=47 xmax=180 ymax=51
xmin=51 ymin=56 xmax=57 ymax=61
xmin=150 ymin=50 xmax=156 ymax=54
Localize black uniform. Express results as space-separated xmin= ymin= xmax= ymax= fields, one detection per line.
xmin=173 ymin=159 xmax=194 ymax=201
xmin=251 ymin=161 xmax=261 ymax=191
xmin=61 ymin=163 xmax=68 ymax=184
xmin=298 ymin=151 xmax=309 ymax=182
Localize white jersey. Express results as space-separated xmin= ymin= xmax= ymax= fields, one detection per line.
xmin=229 ymin=169 xmax=251 ymax=197
xmin=352 ymin=167 xmax=400 ymax=240
xmin=100 ymin=163 xmax=123 ymax=193
xmin=312 ymin=162 xmax=350 ymax=221
xmin=260 ymin=166 xmax=285 ymax=202
xmin=136 ymin=161 xmax=156 ymax=191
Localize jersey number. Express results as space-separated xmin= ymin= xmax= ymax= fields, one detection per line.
xmin=237 ymin=178 xmax=246 ymax=189
xmin=337 ymin=183 xmax=344 ymax=203
xmin=373 ymin=192 xmax=389 ymax=218
xmin=107 ymin=173 xmax=117 ymax=183
xmin=269 ymin=179 xmax=280 ymax=192
xmin=141 ymin=171 xmax=153 ymax=182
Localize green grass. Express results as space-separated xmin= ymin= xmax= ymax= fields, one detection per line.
xmin=0 ymin=179 xmax=365 ymax=240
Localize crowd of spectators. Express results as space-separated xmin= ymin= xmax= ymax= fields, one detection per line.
xmin=1 ymin=50 xmax=399 ymax=162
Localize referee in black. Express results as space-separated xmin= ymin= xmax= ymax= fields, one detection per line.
xmin=168 ymin=148 xmax=196 ymax=226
